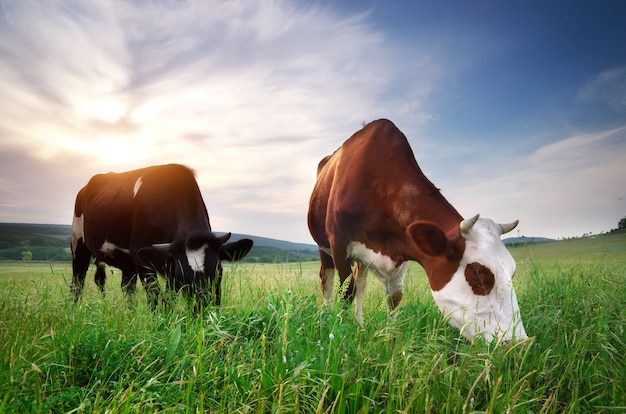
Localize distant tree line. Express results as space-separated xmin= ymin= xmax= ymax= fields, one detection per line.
xmin=0 ymin=230 xmax=71 ymax=261
xmin=0 ymin=245 xmax=72 ymax=261
xmin=505 ymin=237 xmax=553 ymax=248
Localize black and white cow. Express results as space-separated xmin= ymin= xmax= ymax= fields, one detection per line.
xmin=71 ymin=163 xmax=253 ymax=309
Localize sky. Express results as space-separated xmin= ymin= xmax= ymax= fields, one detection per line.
xmin=0 ymin=0 xmax=625 ymax=244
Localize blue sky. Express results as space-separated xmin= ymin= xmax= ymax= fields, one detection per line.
xmin=0 ymin=0 xmax=624 ymax=243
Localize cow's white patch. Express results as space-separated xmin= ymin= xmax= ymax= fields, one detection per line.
xmin=71 ymin=214 xmax=84 ymax=253
xmin=348 ymin=242 xmax=400 ymax=275
xmin=100 ymin=240 xmax=130 ymax=255
xmin=431 ymin=218 xmax=527 ymax=342
xmin=347 ymin=241 xmax=408 ymax=324
xmin=186 ymin=244 xmax=207 ymax=273
xmin=133 ymin=176 xmax=143 ymax=197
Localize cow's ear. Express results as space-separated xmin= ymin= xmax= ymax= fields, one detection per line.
xmin=220 ymin=239 xmax=253 ymax=261
xmin=136 ymin=246 xmax=170 ymax=271
xmin=406 ymin=221 xmax=448 ymax=257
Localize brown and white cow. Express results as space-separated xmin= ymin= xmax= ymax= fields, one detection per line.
xmin=307 ymin=119 xmax=527 ymax=342
xmin=71 ymin=163 xmax=253 ymax=309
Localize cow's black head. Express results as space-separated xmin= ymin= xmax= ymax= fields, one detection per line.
xmin=137 ymin=232 xmax=253 ymax=309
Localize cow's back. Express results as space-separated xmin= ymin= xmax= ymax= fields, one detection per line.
xmin=75 ymin=169 xmax=144 ymax=250
xmin=129 ymin=164 xmax=210 ymax=246
xmin=76 ymin=164 xmax=210 ymax=253
xmin=308 ymin=119 xmax=450 ymax=251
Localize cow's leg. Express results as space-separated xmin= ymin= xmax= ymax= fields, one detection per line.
xmin=319 ymin=249 xmax=336 ymax=304
xmin=121 ymin=269 xmax=138 ymax=304
xmin=71 ymin=240 xmax=91 ymax=301
xmin=382 ymin=262 xmax=408 ymax=312
xmin=331 ymin=243 xmax=355 ymax=303
xmin=212 ymin=275 xmax=222 ymax=308
xmin=94 ymin=261 xmax=107 ymax=295
xmin=353 ymin=262 xmax=368 ymax=324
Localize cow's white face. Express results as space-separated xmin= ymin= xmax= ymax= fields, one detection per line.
xmin=137 ymin=233 xmax=254 ymax=308
xmin=431 ymin=218 xmax=527 ymax=342
xmin=186 ymin=244 xmax=208 ymax=273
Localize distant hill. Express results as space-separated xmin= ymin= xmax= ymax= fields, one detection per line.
xmin=0 ymin=223 xmax=72 ymax=261
xmin=0 ymin=223 xmax=318 ymax=263
xmin=0 ymin=223 xmax=72 ymax=238
xmin=221 ymin=233 xmax=317 ymax=252
xmin=217 ymin=233 xmax=318 ymax=263
xmin=507 ymin=229 xmax=626 ymax=264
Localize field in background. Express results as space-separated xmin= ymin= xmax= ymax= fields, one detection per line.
xmin=0 ymin=232 xmax=624 ymax=412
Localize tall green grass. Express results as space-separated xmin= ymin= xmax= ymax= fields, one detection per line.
xmin=0 ymin=235 xmax=624 ymax=412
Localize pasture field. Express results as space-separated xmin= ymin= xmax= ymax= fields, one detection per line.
xmin=0 ymin=233 xmax=625 ymax=413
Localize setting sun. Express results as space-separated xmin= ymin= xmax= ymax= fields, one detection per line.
xmin=95 ymin=136 xmax=145 ymax=165
xmin=88 ymin=97 xmax=126 ymax=124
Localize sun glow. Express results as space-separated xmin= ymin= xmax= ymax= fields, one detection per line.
xmin=88 ymin=97 xmax=127 ymax=124
xmin=95 ymin=136 xmax=146 ymax=165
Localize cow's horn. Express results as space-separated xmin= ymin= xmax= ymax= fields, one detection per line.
xmin=151 ymin=242 xmax=172 ymax=252
xmin=499 ymin=220 xmax=519 ymax=234
xmin=460 ymin=214 xmax=480 ymax=234
xmin=218 ymin=232 xmax=232 ymax=244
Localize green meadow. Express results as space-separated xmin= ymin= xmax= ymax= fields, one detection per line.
xmin=1 ymin=232 xmax=625 ymax=413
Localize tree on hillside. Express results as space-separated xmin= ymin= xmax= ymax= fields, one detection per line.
xmin=21 ymin=240 xmax=32 ymax=261
xmin=619 ymin=216 xmax=626 ymax=230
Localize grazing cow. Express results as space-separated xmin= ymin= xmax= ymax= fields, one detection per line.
xmin=71 ymin=163 xmax=253 ymax=309
xmin=307 ymin=119 xmax=527 ymax=342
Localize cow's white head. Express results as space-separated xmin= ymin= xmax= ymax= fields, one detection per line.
xmin=408 ymin=214 xmax=527 ymax=342
xmin=429 ymin=215 xmax=527 ymax=342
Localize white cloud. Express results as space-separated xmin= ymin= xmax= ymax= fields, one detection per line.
xmin=445 ymin=127 xmax=626 ymax=238
xmin=577 ymin=65 xmax=626 ymax=114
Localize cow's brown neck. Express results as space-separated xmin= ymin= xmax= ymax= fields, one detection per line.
xmin=375 ymin=150 xmax=465 ymax=291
